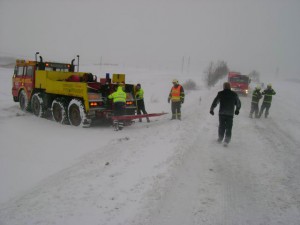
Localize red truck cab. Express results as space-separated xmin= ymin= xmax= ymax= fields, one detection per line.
xmin=228 ymin=72 xmax=251 ymax=96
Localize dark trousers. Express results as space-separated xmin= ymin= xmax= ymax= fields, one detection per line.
xmin=249 ymin=103 xmax=259 ymax=118
xmin=171 ymin=101 xmax=181 ymax=119
xmin=136 ymin=99 xmax=149 ymax=122
xmin=113 ymin=102 xmax=125 ymax=116
xmin=218 ymin=115 xmax=233 ymax=143
xmin=259 ymin=102 xmax=271 ymax=118
xmin=113 ymin=102 xmax=125 ymax=128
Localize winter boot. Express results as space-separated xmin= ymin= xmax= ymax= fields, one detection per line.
xmin=265 ymin=112 xmax=268 ymax=118
xmin=118 ymin=121 xmax=124 ymax=130
xmin=224 ymin=138 xmax=230 ymax=144
xmin=113 ymin=120 xmax=119 ymax=131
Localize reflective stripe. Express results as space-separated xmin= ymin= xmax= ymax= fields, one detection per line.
xmin=251 ymin=91 xmax=261 ymax=104
xmin=262 ymin=89 xmax=275 ymax=103
xmin=108 ymin=87 xmax=126 ymax=103
xmin=171 ymin=86 xmax=181 ymax=101
xmin=113 ymin=92 xmax=126 ymax=102
xmin=135 ymin=89 xmax=144 ymax=100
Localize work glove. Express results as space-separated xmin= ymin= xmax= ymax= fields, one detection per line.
xmin=210 ymin=110 xmax=214 ymax=116
xmin=168 ymin=98 xmax=170 ymax=103
xmin=235 ymin=110 xmax=239 ymax=115
xmin=181 ymin=99 xmax=184 ymax=104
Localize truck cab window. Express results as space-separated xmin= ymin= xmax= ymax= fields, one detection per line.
xmin=26 ymin=66 xmax=34 ymax=77
xmin=17 ymin=66 xmax=24 ymax=76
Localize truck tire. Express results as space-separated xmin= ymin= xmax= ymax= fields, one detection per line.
xmin=19 ymin=90 xmax=29 ymax=112
xmin=52 ymin=98 xmax=68 ymax=124
xmin=31 ymin=93 xmax=45 ymax=117
xmin=68 ymin=99 xmax=91 ymax=127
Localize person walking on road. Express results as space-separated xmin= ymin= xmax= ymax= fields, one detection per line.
xmin=168 ymin=79 xmax=185 ymax=120
xmin=249 ymin=86 xmax=262 ymax=118
xmin=210 ymin=82 xmax=241 ymax=145
xmin=258 ymin=83 xmax=276 ymax=118
xmin=135 ymin=83 xmax=150 ymax=122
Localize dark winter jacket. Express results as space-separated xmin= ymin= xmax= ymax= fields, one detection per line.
xmin=262 ymin=88 xmax=276 ymax=104
xmin=210 ymin=89 xmax=241 ymax=116
xmin=251 ymin=89 xmax=262 ymax=104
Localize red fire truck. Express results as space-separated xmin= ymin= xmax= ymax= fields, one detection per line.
xmin=228 ymin=72 xmax=251 ymax=96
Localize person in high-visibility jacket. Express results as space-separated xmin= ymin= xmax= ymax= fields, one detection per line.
xmin=168 ymin=79 xmax=185 ymax=120
xmin=258 ymin=83 xmax=276 ymax=118
xmin=108 ymin=85 xmax=127 ymax=130
xmin=249 ymin=86 xmax=262 ymax=118
xmin=135 ymin=83 xmax=150 ymax=122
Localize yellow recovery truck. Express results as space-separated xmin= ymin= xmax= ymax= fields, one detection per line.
xmin=12 ymin=54 xmax=136 ymax=127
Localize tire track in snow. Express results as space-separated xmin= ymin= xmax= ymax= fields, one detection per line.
xmin=139 ymin=88 xmax=224 ymax=225
xmin=141 ymin=92 xmax=300 ymax=225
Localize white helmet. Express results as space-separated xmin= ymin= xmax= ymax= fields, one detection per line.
xmin=172 ymin=79 xmax=179 ymax=84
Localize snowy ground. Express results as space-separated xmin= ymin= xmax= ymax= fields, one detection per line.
xmin=0 ymin=66 xmax=300 ymax=225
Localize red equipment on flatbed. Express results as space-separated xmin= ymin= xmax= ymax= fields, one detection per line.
xmin=112 ymin=113 xmax=168 ymax=121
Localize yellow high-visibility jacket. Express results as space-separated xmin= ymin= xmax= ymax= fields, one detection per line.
xmin=108 ymin=86 xmax=126 ymax=103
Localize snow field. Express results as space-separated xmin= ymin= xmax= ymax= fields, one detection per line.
xmin=1 ymin=67 xmax=300 ymax=225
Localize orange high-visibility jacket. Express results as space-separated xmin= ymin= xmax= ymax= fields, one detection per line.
xmin=169 ymin=85 xmax=185 ymax=102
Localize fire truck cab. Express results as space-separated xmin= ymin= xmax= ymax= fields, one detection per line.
xmin=228 ymin=71 xmax=251 ymax=96
xmin=12 ymin=58 xmax=75 ymax=109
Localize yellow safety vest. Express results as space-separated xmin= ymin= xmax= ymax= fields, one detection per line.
xmin=108 ymin=86 xmax=126 ymax=103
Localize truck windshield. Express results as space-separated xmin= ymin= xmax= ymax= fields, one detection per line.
xmin=38 ymin=62 xmax=71 ymax=72
xmin=45 ymin=67 xmax=69 ymax=72
xmin=229 ymin=76 xmax=249 ymax=83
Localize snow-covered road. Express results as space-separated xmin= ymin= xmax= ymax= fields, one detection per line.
xmin=1 ymin=66 xmax=300 ymax=225
xmin=143 ymin=82 xmax=300 ymax=225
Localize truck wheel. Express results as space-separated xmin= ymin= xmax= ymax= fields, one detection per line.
xmin=19 ymin=90 xmax=29 ymax=111
xmin=52 ymin=99 xmax=68 ymax=124
xmin=68 ymin=99 xmax=91 ymax=127
xmin=31 ymin=93 xmax=45 ymax=117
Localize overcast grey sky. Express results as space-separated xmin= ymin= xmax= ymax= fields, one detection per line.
xmin=1 ymin=0 xmax=299 ymax=75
